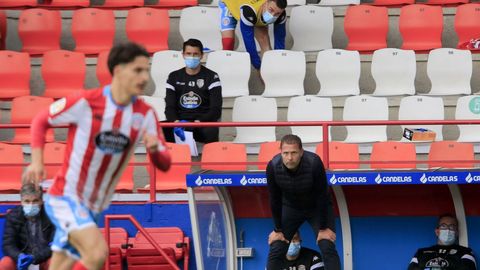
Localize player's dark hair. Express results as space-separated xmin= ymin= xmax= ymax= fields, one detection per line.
xmin=437 ymin=213 xmax=458 ymax=227
xmin=272 ymin=0 xmax=287 ymax=10
xmin=280 ymin=134 xmax=303 ymax=149
xmin=182 ymin=38 xmax=204 ymax=53
xmin=107 ymin=42 xmax=150 ymax=75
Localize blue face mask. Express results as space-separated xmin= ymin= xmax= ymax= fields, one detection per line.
xmin=439 ymin=229 xmax=456 ymax=246
xmin=184 ymin=57 xmax=201 ymax=69
xmin=287 ymin=242 xmax=301 ymax=257
xmin=22 ymin=204 xmax=40 ymax=217
xmin=262 ymin=10 xmax=278 ymax=24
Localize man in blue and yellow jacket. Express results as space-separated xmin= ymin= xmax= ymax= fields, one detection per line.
xmin=219 ymin=0 xmax=287 ymax=69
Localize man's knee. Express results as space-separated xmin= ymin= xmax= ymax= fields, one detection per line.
xmin=268 ymin=240 xmax=289 ymax=256
xmin=318 ymin=239 xmax=338 ymax=255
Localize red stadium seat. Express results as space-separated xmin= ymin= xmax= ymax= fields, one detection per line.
xmin=140 ymin=143 xmax=190 ymax=193
xmin=0 ymin=10 xmax=6 ymax=50
xmin=0 ymin=143 xmax=23 ymax=193
xmin=370 ymin=141 xmax=417 ymax=169
xmin=428 ymin=141 xmax=475 ymax=168
xmin=0 ymin=0 xmax=36 ymax=8
xmin=422 ymin=0 xmax=468 ymax=5
xmin=96 ymin=51 xmax=112 ymax=87
xmin=93 ymin=0 xmax=143 ymax=8
xmin=115 ymin=157 xmax=135 ymax=193
xmin=372 ymin=0 xmax=414 ymax=6
xmin=18 ymin=9 xmax=61 ymax=55
xmin=201 ymin=142 xmax=247 ymax=171
xmin=128 ymin=227 xmax=189 ymax=270
xmin=145 ymin=0 xmax=198 ymax=9
xmin=399 ymin=4 xmax=443 ymax=51
xmin=10 ymin=96 xmax=54 ymax=144
xmin=100 ymin=227 xmax=129 ymax=270
xmin=41 ymin=50 xmax=86 ymax=99
xmin=38 ymin=0 xmax=89 ymax=8
xmin=315 ymin=142 xmax=360 ymax=170
xmin=126 ymin=8 xmax=169 ymax=53
xmin=72 ymin=8 xmax=115 ymax=55
xmin=44 ymin=142 xmax=66 ymax=179
xmin=455 ymin=3 xmax=480 ymax=48
xmin=0 ymin=51 xmax=31 ymax=99
xmin=344 ymin=5 xmax=389 ymax=52
xmin=257 ymin=141 xmax=280 ymax=170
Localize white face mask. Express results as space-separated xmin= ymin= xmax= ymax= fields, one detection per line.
xmin=438 ymin=229 xmax=456 ymax=245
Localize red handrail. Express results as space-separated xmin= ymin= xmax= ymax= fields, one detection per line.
xmin=104 ymin=214 xmax=181 ymax=270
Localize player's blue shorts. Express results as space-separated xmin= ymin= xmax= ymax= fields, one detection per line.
xmin=219 ymin=0 xmax=237 ymax=31
xmin=44 ymin=194 xmax=100 ymax=259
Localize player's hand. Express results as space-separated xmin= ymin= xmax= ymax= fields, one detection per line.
xmin=22 ymin=163 xmax=46 ymax=189
xmin=144 ymin=134 xmax=159 ymax=153
xmin=317 ymin=228 xmax=336 ymax=243
xmin=268 ymin=231 xmax=289 ymax=245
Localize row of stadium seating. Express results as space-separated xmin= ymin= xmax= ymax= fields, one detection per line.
xmin=0 ymin=140 xmax=475 ymax=192
xmin=0 ymin=94 xmax=479 ymax=145
xmin=1 ymin=0 xmax=480 ymax=9
xmin=1 ymin=4 xmax=479 ymax=55
xmin=0 ymin=47 xmax=476 ymax=99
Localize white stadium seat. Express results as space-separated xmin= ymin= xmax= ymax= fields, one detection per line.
xmin=318 ymin=0 xmax=360 ymax=5
xmin=399 ymin=95 xmax=444 ymax=141
xmin=141 ymin=95 xmax=166 ymax=121
xmin=316 ymin=49 xmax=360 ymax=96
xmin=290 ymin=6 xmax=334 ymax=51
xmin=261 ymin=50 xmax=305 ymax=97
xmin=150 ymin=50 xmax=185 ymax=98
xmin=456 ymin=95 xmax=480 ymax=142
xmin=206 ymin=50 xmax=250 ymax=97
xmin=179 ymin=7 xmax=222 ymax=52
xmin=427 ymin=48 xmax=472 ymax=95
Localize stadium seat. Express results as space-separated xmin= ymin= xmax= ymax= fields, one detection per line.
xmin=0 ymin=10 xmax=6 ymax=50
xmin=455 ymin=3 xmax=480 ymax=48
xmin=232 ymin=96 xmax=277 ymax=144
xmin=141 ymin=143 xmax=190 ymax=192
xmin=206 ymin=50 xmax=250 ymax=98
xmin=428 ymin=141 xmax=474 ymax=168
xmin=18 ymin=9 xmax=61 ymax=55
xmin=287 ymin=96 xmax=333 ymax=143
xmin=372 ymin=0 xmax=414 ymax=6
xmin=126 ymin=8 xmax=169 ymax=53
xmin=71 ymin=8 xmax=115 ymax=55
xmin=316 ymin=49 xmax=360 ymax=96
xmin=0 ymin=51 xmax=31 ymax=99
xmin=179 ymin=7 xmax=222 ymax=52
xmin=422 ymin=0 xmax=468 ymax=5
xmin=261 ymin=50 xmax=305 ymax=97
xmin=128 ymin=227 xmax=189 ymax=270
xmin=44 ymin=142 xmax=66 ymax=179
xmin=257 ymin=141 xmax=280 ymax=170
xmin=318 ymin=0 xmax=360 ymax=5
xmin=41 ymin=50 xmax=86 ymax=99
xmin=0 ymin=143 xmax=23 ymax=193
xmin=0 ymin=0 xmax=36 ymax=8
xmin=371 ymin=48 xmax=416 ymax=96
xmin=370 ymin=141 xmax=417 ymax=169
xmin=287 ymin=0 xmax=306 ymax=5
xmin=344 ymin=5 xmax=389 ymax=52
xmin=398 ymin=95 xmax=444 ymax=141
xmin=235 ymin=25 xmax=262 ymax=52
xmin=455 ymin=95 xmax=480 ymax=142
xmin=315 ymin=142 xmax=360 ymax=170
xmin=38 ymin=0 xmax=89 ymax=8
xmin=426 ymin=48 xmax=472 ymax=95
xmin=96 ymin=51 xmax=112 ymax=87
xmin=100 ymin=227 xmax=129 ymax=270
xmin=201 ymin=142 xmax=247 ymax=171
xmin=289 ymin=6 xmax=334 ymax=51
xmin=92 ymin=0 xmax=143 ymax=8
xmin=141 ymin=96 xmax=167 ymax=122
xmin=115 ymin=157 xmax=135 ymax=193
xmin=151 ymin=50 xmax=185 ymax=97
xmin=145 ymin=0 xmax=197 ymax=8
xmin=399 ymin=4 xmax=443 ymax=51
xmin=343 ymin=95 xmax=388 ymax=143
xmin=11 ymin=96 xmax=54 ymax=144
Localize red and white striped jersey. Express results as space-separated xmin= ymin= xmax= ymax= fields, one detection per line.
xmin=45 ymin=86 xmax=165 ymax=212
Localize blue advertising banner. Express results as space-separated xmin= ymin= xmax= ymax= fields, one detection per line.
xmin=186 ymin=171 xmax=480 ymax=187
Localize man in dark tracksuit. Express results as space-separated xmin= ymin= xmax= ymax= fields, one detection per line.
xmin=266 ymin=134 xmax=341 ymax=270
xmin=408 ymin=214 xmax=477 ymax=270
xmin=164 ymin=38 xmax=222 ymax=143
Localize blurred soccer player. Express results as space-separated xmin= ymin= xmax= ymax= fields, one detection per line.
xmin=23 ymin=42 xmax=171 ymax=270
